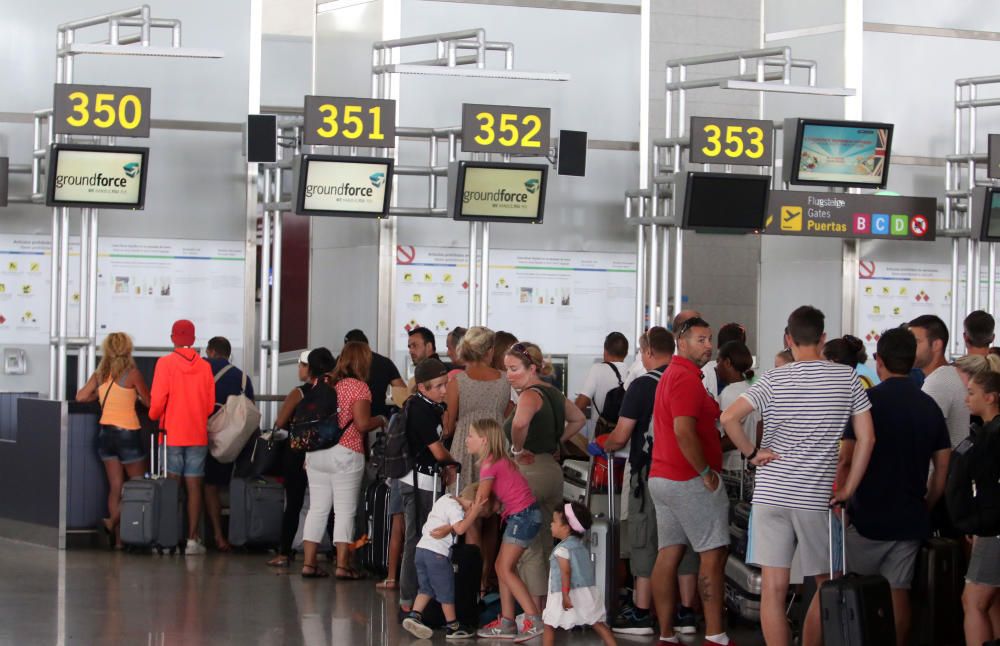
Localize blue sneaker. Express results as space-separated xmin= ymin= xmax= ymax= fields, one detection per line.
xmin=674 ymin=605 xmax=698 ymax=635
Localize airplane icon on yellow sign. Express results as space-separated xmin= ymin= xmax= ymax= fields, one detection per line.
xmin=780 ymin=206 xmax=803 ymax=231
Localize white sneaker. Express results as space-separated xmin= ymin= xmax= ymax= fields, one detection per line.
xmin=185 ymin=539 xmax=206 ymax=555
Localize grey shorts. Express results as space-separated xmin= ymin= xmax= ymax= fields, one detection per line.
xmin=648 ymin=474 xmax=729 ymax=554
xmin=844 ymin=525 xmax=920 ymax=589
xmin=748 ymin=504 xmax=834 ymax=577
xmin=627 ymin=472 xmax=658 ymax=578
xmin=415 ymin=547 xmax=455 ymax=604
xmin=967 ymin=536 xmax=1000 ymax=586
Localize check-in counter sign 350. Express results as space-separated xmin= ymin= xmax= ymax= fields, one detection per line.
xmin=54 ymin=84 xmax=151 ymax=138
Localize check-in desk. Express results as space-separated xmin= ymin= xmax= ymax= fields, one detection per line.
xmin=0 ymin=394 xmax=109 ymax=548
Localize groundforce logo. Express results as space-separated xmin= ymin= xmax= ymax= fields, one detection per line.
xmin=54 ymin=171 xmax=129 ymax=189
xmin=463 ymin=187 xmax=529 ymax=204
xmin=304 ymin=182 xmax=375 ymax=198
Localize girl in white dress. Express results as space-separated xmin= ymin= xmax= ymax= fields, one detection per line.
xmin=542 ymin=501 xmax=616 ymax=645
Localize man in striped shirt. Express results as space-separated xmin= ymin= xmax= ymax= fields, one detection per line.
xmin=720 ymin=306 xmax=875 ymax=646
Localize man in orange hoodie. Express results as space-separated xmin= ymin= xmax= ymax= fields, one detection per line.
xmin=149 ymin=319 xmax=216 ymax=555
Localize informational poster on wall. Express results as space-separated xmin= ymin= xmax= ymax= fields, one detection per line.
xmin=0 ymin=234 xmax=244 ymax=348
xmin=0 ymin=235 xmax=80 ymax=344
xmin=394 ymin=245 xmax=636 ymax=355
xmin=855 ymin=259 xmax=951 ymax=357
xmin=96 ymin=238 xmax=245 ymax=348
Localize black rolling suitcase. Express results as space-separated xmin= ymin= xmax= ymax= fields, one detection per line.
xmin=911 ymin=537 xmax=964 ymax=646
xmin=357 ymin=477 xmax=392 ymax=576
xmin=229 ymin=476 xmax=284 ymax=547
xmin=819 ymin=508 xmax=896 ymax=645
xmin=420 ymin=461 xmax=484 ymax=630
xmin=120 ymin=432 xmax=183 ymax=554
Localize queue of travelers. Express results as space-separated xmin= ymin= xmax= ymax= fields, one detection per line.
xmin=76 ymin=308 xmax=1000 ymax=645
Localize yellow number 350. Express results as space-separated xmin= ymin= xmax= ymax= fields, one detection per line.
xmin=66 ymin=91 xmax=142 ymax=130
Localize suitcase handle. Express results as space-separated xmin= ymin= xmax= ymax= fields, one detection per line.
xmin=431 ymin=460 xmax=462 ymax=499
xmin=828 ymin=504 xmax=847 ymax=577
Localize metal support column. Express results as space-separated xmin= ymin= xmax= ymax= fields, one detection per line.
xmin=258 ymin=170 xmax=272 ymax=412
xmin=673 ymin=227 xmax=684 ymax=321
xmin=480 ymin=223 xmax=490 ymax=325
xmin=989 ymin=243 xmax=997 ymax=317
xmin=659 ymin=225 xmax=670 ymax=326
xmin=269 ymin=171 xmax=283 ymax=422
xmin=951 ymin=238 xmax=960 ymax=357
xmin=467 ymin=222 xmax=478 ymax=327
xmin=87 ymin=209 xmax=99 ymax=375
xmin=77 ymin=208 xmax=90 ymax=389
xmin=648 ymin=224 xmax=659 ymax=326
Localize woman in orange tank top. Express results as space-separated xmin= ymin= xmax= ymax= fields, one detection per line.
xmin=76 ymin=332 xmax=151 ymax=549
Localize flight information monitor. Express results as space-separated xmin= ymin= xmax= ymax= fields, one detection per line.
xmin=294 ymin=154 xmax=393 ymax=217
xmin=45 ymin=143 xmax=149 ymax=209
xmin=790 ymin=118 xmax=893 ymax=188
xmin=681 ymin=172 xmax=771 ymax=233
xmin=451 ymin=161 xmax=548 ymax=223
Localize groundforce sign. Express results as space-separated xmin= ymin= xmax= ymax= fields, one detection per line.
xmin=763 ymin=190 xmax=936 ymax=241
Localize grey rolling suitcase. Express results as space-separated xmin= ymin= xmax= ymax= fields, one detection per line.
xmin=229 ymin=476 xmax=284 ymax=547
xmin=587 ymin=451 xmax=620 ymax=621
xmin=120 ymin=433 xmax=183 ymax=554
xmin=725 ymin=553 xmax=763 ymax=622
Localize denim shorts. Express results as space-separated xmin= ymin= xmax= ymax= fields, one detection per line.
xmin=166 ymin=445 xmax=208 ymax=477
xmin=415 ymin=547 xmax=455 ymax=604
xmin=97 ymin=426 xmax=146 ymax=465
xmin=503 ymin=503 xmax=542 ymax=548
xmin=388 ymin=478 xmax=403 ymax=515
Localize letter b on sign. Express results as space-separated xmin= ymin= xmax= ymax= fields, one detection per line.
xmin=853 ymin=213 xmax=870 ymax=234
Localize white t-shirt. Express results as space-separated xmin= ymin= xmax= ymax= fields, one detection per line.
xmin=578 ymin=360 xmax=628 ymax=431
xmin=702 ymin=360 xmax=720 ymax=402
xmin=623 ymin=354 xmax=646 ymax=389
xmin=921 ymin=365 xmax=970 ymax=448
xmin=720 ymin=380 xmax=761 ymax=471
xmin=741 ymin=361 xmax=871 ymax=512
xmin=416 ymin=495 xmax=466 ymax=556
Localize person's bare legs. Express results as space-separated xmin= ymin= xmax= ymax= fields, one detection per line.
xmin=378 ymin=512 xmax=404 ymax=588
xmin=542 ymin=624 xmax=556 ymax=646
xmin=964 ymin=582 xmax=1000 ymax=646
xmin=592 ymin=621 xmax=617 ymax=645
xmin=203 ymin=484 xmax=230 ymax=550
xmin=697 ymin=546 xmax=728 ymax=636
xmin=990 ymin=594 xmax=1000 ymax=636
xmin=651 ymin=544 xmax=685 ymax=638
xmin=302 ymin=539 xmax=321 ymax=573
xmin=496 ymin=542 xmax=539 ymax=619
xmin=760 ymin=566 xmax=791 ymax=646
xmin=801 ymin=573 xmax=830 ymax=646
xmin=183 ymin=476 xmax=203 ymax=541
xmin=633 ymin=576 xmax=651 ymax=610
xmin=679 ymin=574 xmax=698 ymax=611
xmin=889 ymin=588 xmax=910 ymax=646
xmin=102 ymin=459 xmax=125 ymax=546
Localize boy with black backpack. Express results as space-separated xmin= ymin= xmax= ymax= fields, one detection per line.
xmin=575 ymin=332 xmax=630 ymax=438
xmin=386 ymin=358 xmax=460 ymax=614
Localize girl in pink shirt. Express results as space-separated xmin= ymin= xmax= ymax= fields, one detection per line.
xmin=466 ymin=419 xmax=544 ymax=641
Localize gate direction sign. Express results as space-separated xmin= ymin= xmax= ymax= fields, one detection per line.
xmin=763 ymin=190 xmax=936 ymax=242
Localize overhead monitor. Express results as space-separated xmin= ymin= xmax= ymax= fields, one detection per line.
xmin=788 ymin=118 xmax=893 ymax=188
xmin=981 ymin=187 xmax=1000 ymax=242
xmin=451 ymin=161 xmax=548 ymax=224
xmin=45 ymin=143 xmax=149 ymax=209
xmin=294 ymin=154 xmax=393 ymax=217
xmin=681 ymin=171 xmax=771 ymax=233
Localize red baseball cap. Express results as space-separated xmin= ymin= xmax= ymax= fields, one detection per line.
xmin=171 ymin=319 xmax=195 ymax=346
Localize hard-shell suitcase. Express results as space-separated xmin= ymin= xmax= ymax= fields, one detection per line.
xmin=730 ymin=501 xmax=751 ymax=531
xmin=587 ymin=451 xmax=620 ymax=621
xmin=911 ymin=537 xmax=963 ymax=646
xmin=820 ymin=509 xmax=896 ymax=645
xmin=229 ymin=476 xmax=283 ymax=547
xmin=420 ymin=462 xmax=484 ymax=630
xmin=730 ymin=523 xmax=749 ymax=560
xmin=724 ymin=554 xmax=763 ymax=622
xmin=357 ymin=478 xmax=392 ymax=576
xmin=120 ymin=433 xmax=183 ymax=553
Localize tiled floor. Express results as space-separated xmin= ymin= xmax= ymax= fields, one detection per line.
xmin=0 ymin=539 xmax=767 ymax=645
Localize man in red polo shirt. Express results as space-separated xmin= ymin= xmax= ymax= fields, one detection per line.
xmin=648 ymin=317 xmax=735 ymax=646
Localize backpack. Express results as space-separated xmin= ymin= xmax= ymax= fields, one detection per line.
xmin=595 ymin=363 xmax=626 ymax=435
xmin=383 ymin=399 xmax=413 ymax=478
xmin=945 ymin=422 xmax=1000 ymax=536
xmin=289 ymin=379 xmax=347 ymax=452
xmin=207 ymin=366 xmax=262 ymax=463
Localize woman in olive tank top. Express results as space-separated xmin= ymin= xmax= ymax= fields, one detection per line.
xmin=76 ymin=332 xmax=150 ymax=549
xmin=502 ymin=342 xmax=587 ymax=609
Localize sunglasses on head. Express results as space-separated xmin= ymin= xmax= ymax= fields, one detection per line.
xmin=676 ymin=317 xmax=709 ymax=338
xmin=508 ymin=342 xmax=530 ymax=357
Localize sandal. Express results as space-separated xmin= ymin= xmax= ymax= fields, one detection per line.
xmin=267 ymin=555 xmax=290 ymax=568
xmin=335 ymin=566 xmax=362 ymax=580
xmin=375 ymin=578 xmax=398 ymax=590
xmin=301 ymin=564 xmax=329 ymax=579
